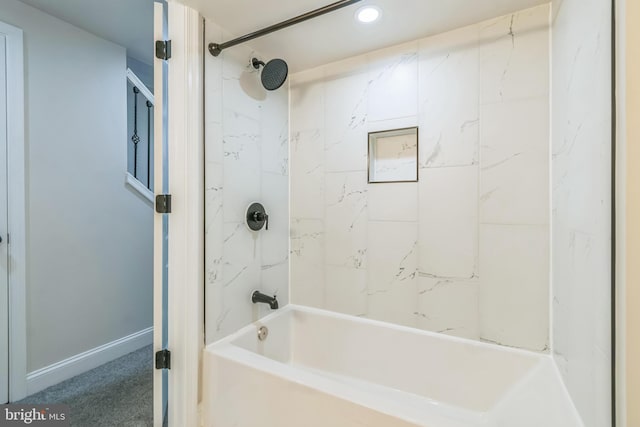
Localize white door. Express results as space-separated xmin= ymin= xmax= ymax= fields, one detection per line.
xmin=0 ymin=33 xmax=10 ymax=405
xmin=153 ymin=2 xmax=169 ymax=425
xmin=154 ymin=3 xmax=203 ymax=425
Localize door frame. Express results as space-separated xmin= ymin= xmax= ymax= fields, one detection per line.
xmin=0 ymin=20 xmax=27 ymax=402
xmin=153 ymin=2 xmax=204 ymax=425
xmin=615 ymin=0 xmax=640 ymax=424
xmin=166 ymin=3 xmax=203 ymax=425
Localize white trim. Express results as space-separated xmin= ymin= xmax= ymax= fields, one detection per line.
xmin=0 ymin=20 xmax=27 ymax=403
xmin=167 ymin=3 xmax=204 ymax=426
xmin=26 ymin=327 xmax=153 ymax=396
xmin=547 ymin=3 xmax=554 ymax=359
xmin=125 ymin=172 xmax=154 ymax=204
xmin=126 ymin=68 xmax=154 ymax=104
xmin=615 ymin=0 xmax=627 ymax=424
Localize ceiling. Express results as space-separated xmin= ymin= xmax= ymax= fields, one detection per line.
xmin=181 ymin=0 xmax=549 ymax=72
xmin=17 ymin=0 xmax=154 ymax=65
xmin=15 ymin=0 xmax=549 ymax=72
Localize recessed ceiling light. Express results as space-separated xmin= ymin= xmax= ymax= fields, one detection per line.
xmin=355 ymin=6 xmax=381 ymax=23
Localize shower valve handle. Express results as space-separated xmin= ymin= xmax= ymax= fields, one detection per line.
xmin=253 ymin=211 xmax=269 ymax=230
xmin=246 ymin=202 xmax=269 ymax=231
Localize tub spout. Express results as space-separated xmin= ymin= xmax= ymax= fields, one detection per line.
xmin=252 ymin=291 xmax=279 ymax=310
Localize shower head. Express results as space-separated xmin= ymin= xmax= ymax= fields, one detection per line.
xmin=252 ymin=57 xmax=289 ymax=91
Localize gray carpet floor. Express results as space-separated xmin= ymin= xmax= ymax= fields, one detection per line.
xmin=18 ymin=345 xmax=153 ymax=427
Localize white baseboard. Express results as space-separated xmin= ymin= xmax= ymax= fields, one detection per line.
xmin=26 ymin=327 xmax=153 ymax=397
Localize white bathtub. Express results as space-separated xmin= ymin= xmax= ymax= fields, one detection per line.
xmin=202 ymin=305 xmax=583 ymax=427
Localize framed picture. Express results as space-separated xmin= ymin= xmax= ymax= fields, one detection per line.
xmin=368 ymin=127 xmax=419 ymax=183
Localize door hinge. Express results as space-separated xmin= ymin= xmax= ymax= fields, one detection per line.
xmin=155 ymin=40 xmax=172 ymax=60
xmin=155 ymin=349 xmax=171 ymax=370
xmin=155 ymin=194 xmax=172 ymax=214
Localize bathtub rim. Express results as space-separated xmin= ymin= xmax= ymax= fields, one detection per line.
xmin=205 ymin=303 xmax=548 ymax=361
xmin=203 ymin=304 xmax=584 ymax=426
xmin=205 ymin=339 xmax=492 ymax=426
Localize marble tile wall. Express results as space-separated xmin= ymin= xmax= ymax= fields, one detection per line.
xmin=290 ymin=4 xmax=550 ymax=350
xmin=551 ymin=0 xmax=612 ymax=425
xmin=204 ymin=20 xmax=289 ymax=344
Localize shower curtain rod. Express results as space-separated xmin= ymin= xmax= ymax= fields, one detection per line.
xmin=208 ymin=0 xmax=364 ymax=57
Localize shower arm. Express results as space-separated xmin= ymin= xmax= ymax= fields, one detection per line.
xmin=208 ymin=0 xmax=363 ymax=57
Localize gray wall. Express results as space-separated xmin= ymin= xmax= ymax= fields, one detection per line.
xmin=0 ymin=0 xmax=153 ymax=372
xmin=551 ymin=0 xmax=612 ymax=425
